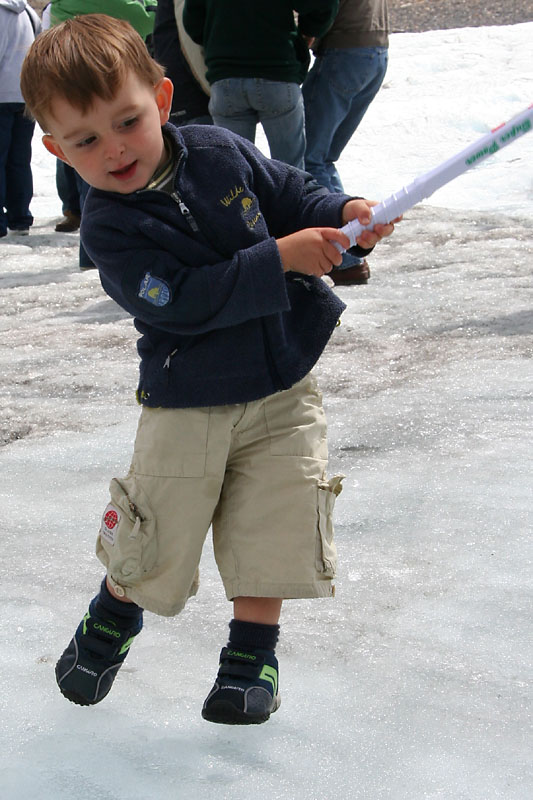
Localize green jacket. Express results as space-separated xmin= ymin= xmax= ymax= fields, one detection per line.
xmin=50 ymin=0 xmax=156 ymax=40
xmin=183 ymin=0 xmax=339 ymax=85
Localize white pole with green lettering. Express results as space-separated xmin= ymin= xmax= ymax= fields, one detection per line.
xmin=336 ymin=104 xmax=533 ymax=249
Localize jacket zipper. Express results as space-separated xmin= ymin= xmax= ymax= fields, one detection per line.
xmin=170 ymin=190 xmax=199 ymax=232
xmin=139 ymin=145 xmax=200 ymax=233
xmin=172 ymin=147 xmax=198 ymax=231
xmin=163 ymin=348 xmax=179 ymax=369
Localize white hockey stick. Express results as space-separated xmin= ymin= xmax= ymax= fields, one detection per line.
xmin=337 ymin=104 xmax=533 ymax=249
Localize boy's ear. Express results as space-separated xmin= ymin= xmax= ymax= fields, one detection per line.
xmin=155 ymin=77 xmax=173 ymax=125
xmin=43 ymin=135 xmax=71 ymax=165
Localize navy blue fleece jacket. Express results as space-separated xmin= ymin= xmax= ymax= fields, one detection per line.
xmin=81 ymin=123 xmax=356 ymax=408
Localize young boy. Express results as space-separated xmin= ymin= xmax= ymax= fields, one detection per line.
xmin=21 ymin=14 xmax=397 ymax=725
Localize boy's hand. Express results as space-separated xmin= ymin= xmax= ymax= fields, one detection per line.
xmin=276 ymin=228 xmax=351 ymax=276
xmin=342 ymin=198 xmax=401 ymax=250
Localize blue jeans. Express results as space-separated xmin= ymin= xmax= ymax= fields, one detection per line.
xmin=0 ymin=103 xmax=34 ymax=235
xmin=209 ymin=78 xmax=305 ymax=169
xmin=302 ymin=46 xmax=388 ymax=192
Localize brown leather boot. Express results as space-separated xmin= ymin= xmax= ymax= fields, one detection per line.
xmin=55 ymin=210 xmax=81 ymax=233
xmin=328 ymin=259 xmax=370 ymax=285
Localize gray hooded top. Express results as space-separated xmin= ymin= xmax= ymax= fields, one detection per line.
xmin=0 ymin=0 xmax=41 ymax=104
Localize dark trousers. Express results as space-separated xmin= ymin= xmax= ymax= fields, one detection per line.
xmin=56 ymin=157 xmax=93 ymax=268
xmin=56 ymin=159 xmax=81 ymax=216
xmin=0 ymin=103 xmax=34 ymax=235
xmin=76 ymin=174 xmax=94 ymax=269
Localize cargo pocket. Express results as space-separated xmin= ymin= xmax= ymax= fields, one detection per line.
xmin=96 ymin=477 xmax=157 ymax=585
xmin=315 ymin=475 xmax=344 ymax=577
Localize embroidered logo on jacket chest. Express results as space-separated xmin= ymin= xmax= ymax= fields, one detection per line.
xmin=219 ymin=185 xmax=262 ymax=230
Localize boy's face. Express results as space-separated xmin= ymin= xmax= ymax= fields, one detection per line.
xmin=42 ymin=73 xmax=173 ymax=194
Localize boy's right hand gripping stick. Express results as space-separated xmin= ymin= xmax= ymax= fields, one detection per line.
xmin=337 ymin=104 xmax=533 ymax=250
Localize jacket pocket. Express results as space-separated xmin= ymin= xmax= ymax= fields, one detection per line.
xmin=96 ymin=477 xmax=157 ymax=585
xmin=315 ymin=475 xmax=344 ymax=577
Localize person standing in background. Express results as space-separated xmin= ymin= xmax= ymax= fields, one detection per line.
xmin=302 ymin=0 xmax=389 ymax=284
xmin=152 ymin=0 xmax=212 ymax=126
xmin=183 ymin=1 xmax=339 ymax=169
xmin=49 ymin=0 xmax=156 ymax=39
xmin=41 ymin=2 xmax=82 ymax=233
xmin=0 ymin=0 xmax=40 ymax=238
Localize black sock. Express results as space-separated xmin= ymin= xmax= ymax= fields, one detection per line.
xmin=94 ymin=577 xmax=143 ymax=627
xmin=228 ymin=618 xmax=279 ymax=653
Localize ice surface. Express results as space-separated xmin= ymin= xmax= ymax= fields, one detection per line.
xmin=1 ymin=23 xmax=532 ymax=800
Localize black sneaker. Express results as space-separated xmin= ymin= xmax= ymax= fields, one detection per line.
xmin=202 ymin=646 xmax=280 ymax=725
xmin=55 ymin=597 xmax=142 ymax=706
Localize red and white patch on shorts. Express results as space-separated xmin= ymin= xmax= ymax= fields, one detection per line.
xmin=100 ymin=503 xmax=121 ymax=546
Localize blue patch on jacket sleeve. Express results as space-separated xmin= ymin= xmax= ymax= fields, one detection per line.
xmin=138 ymin=272 xmax=171 ymax=307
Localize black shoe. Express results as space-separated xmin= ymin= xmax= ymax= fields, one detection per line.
xmin=329 ymin=259 xmax=370 ymax=285
xmin=202 ymin=647 xmax=280 ymax=725
xmin=55 ymin=596 xmax=142 ymax=706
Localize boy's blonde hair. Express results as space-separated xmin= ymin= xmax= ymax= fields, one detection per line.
xmin=21 ymin=14 xmax=165 ymax=131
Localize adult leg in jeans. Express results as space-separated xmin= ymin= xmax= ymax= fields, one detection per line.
xmin=303 ymin=47 xmax=388 ymax=280
xmin=303 ymin=47 xmax=388 ymax=192
xmin=209 ymin=78 xmax=305 ymax=169
xmin=0 ymin=103 xmax=34 ymax=233
xmin=326 ymin=48 xmax=388 ymax=188
xmin=209 ymin=78 xmax=258 ymax=144
xmin=254 ymin=80 xmax=305 ymax=169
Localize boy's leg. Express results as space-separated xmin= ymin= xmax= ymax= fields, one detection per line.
xmin=55 ymin=576 xmax=143 ymax=706
xmin=233 ymin=596 xmax=282 ymax=624
xmin=205 ymin=375 xmax=341 ymax=725
xmin=202 ymin=601 xmax=282 ymax=725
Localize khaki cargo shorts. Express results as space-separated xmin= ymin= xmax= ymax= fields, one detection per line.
xmin=96 ymin=373 xmax=343 ymax=616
